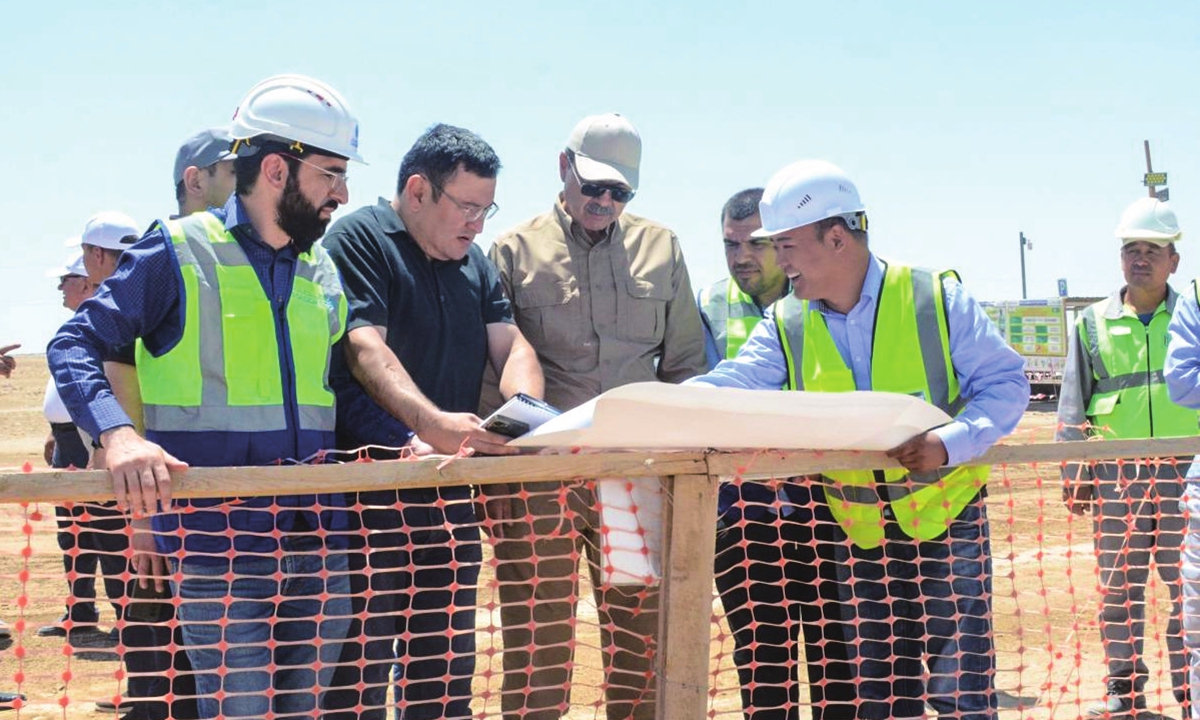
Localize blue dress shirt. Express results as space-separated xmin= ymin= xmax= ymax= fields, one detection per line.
xmin=689 ymin=253 xmax=1029 ymax=466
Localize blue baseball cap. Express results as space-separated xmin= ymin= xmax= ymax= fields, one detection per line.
xmin=173 ymin=127 xmax=237 ymax=185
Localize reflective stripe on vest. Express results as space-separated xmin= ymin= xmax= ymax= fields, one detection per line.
xmin=1080 ymin=290 xmax=1197 ymax=438
xmin=699 ymin=278 xmax=764 ymax=359
xmin=774 ymin=261 xmax=989 ymax=549
xmin=135 ymin=212 xmax=347 ymax=433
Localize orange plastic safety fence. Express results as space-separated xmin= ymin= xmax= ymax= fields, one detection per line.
xmin=0 ymin=433 xmax=1193 ymax=719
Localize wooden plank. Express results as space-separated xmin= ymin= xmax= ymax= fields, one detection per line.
xmin=656 ymin=473 xmax=719 ymax=720
xmin=705 ymin=437 xmax=1200 ymax=479
xmin=0 ymin=452 xmax=707 ymax=504
xmin=5 ymin=435 xmax=1196 ymax=505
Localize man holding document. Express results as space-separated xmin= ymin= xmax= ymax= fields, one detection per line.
xmin=687 ymin=159 xmax=1028 ymax=720
xmin=322 ymin=123 xmax=543 ymax=720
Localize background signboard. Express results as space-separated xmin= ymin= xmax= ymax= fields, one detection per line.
xmin=981 ymin=298 xmax=1070 ymax=388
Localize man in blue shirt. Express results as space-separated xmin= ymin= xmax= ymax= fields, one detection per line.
xmin=690 ymin=159 xmax=1028 ymax=720
xmin=48 ymin=74 xmax=364 ymax=720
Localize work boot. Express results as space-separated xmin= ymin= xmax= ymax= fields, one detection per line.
xmin=1086 ymin=678 xmax=1146 ymax=718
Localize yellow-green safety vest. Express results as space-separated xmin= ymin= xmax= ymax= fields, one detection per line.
xmin=1079 ymin=288 xmax=1197 ymax=439
xmin=135 ymin=211 xmax=347 ymax=434
xmin=698 ymin=277 xmax=763 ymax=360
xmin=774 ymin=262 xmax=990 ymax=549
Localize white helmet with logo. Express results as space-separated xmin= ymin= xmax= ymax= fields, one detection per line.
xmin=1114 ymin=197 xmax=1181 ymax=244
xmin=230 ymin=74 xmax=364 ymax=163
xmin=752 ymin=159 xmax=866 ymax=238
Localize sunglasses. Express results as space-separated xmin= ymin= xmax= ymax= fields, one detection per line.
xmin=569 ymin=162 xmax=636 ymax=203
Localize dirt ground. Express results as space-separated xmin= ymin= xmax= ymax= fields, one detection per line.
xmin=0 ymin=357 xmax=1183 ymax=719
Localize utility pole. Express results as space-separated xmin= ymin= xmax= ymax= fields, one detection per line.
xmin=1019 ymin=231 xmax=1031 ymax=300
xmin=1145 ymin=140 xmax=1157 ymax=198
xmin=1144 ymin=140 xmax=1168 ymax=201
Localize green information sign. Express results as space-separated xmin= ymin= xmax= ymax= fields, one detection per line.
xmin=981 ymin=299 xmax=1067 ymax=357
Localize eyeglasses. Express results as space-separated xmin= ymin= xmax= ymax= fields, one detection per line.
xmin=286 ymin=154 xmax=349 ymax=192
xmin=424 ymin=176 xmax=499 ymax=222
xmin=569 ymin=161 xmax=635 ymax=203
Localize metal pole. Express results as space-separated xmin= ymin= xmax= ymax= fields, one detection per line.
xmin=1019 ymin=232 xmax=1028 ymax=300
xmin=1145 ymin=140 xmax=1156 ymax=198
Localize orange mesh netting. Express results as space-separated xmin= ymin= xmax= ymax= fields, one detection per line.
xmin=0 ymin=431 xmax=1194 ymax=719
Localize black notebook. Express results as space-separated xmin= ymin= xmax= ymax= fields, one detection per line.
xmin=481 ymin=393 xmax=562 ymax=439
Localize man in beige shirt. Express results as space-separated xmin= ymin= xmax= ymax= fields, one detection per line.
xmin=486 ymin=113 xmax=706 ymax=720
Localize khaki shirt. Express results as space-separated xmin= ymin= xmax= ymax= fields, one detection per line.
xmin=488 ymin=199 xmax=706 ymax=411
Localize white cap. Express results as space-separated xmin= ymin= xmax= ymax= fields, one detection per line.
xmin=1115 ymin=197 xmax=1182 ymax=245
xmin=46 ymin=248 xmax=86 ymax=278
xmin=752 ymin=159 xmax=866 ymax=238
xmin=566 ymin=113 xmax=641 ymax=190
xmin=70 ymin=211 xmax=142 ymax=251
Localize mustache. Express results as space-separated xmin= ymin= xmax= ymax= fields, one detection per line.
xmin=584 ymin=202 xmax=614 ymax=217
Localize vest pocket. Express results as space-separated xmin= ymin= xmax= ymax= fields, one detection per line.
xmin=1086 ymin=393 xmax=1120 ymax=437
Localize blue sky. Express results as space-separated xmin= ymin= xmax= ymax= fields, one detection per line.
xmin=3 ymin=0 xmax=1198 ymax=354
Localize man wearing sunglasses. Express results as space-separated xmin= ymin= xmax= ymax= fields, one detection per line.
xmin=485 ymin=113 xmax=706 ymax=720
xmin=321 ymin=123 xmax=543 ymax=720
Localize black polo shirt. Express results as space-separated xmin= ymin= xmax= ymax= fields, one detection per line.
xmin=323 ymin=198 xmax=512 ymax=431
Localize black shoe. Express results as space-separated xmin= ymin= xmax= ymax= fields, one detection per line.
xmin=36 ymin=612 xmax=101 ymax=638
xmin=0 ymin=691 xmax=24 ymax=710
xmin=1086 ymin=678 xmax=1146 ymax=718
xmin=95 ymin=699 xmax=134 ymax=713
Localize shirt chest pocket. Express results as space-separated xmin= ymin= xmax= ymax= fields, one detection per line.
xmin=514 ymin=280 xmax=587 ymax=352
xmin=616 ymin=276 xmax=672 ymax=344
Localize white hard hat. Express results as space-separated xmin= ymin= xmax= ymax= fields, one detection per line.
xmin=751 ymin=159 xmax=866 ymax=238
xmin=230 ymin=74 xmax=365 ymax=163
xmin=1114 ymin=197 xmax=1181 ymax=245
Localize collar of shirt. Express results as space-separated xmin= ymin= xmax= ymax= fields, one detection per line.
xmin=811 ymin=252 xmax=885 ymax=319
xmin=221 ymin=193 xmax=298 ymax=264
xmin=1110 ymin=284 xmax=1178 ymax=320
xmin=554 ymin=195 xmax=617 ymax=247
xmin=371 ymin=196 xmax=407 ymax=234
xmin=374 ymin=196 xmax=469 ymax=267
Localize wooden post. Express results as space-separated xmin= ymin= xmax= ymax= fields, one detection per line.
xmin=655 ymin=472 xmax=719 ymax=720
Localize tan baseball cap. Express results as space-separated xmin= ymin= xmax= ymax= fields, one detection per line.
xmin=566 ymin=113 xmax=641 ymax=191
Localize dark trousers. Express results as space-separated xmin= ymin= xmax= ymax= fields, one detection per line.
xmin=50 ymin=422 xmax=103 ymax=622
xmin=714 ymin=482 xmax=857 ymax=720
xmin=325 ymin=487 xmax=482 ymax=720
xmin=839 ymin=495 xmax=996 ymax=720
xmin=50 ymin=443 xmax=197 ymax=719
xmin=121 ymin=618 xmax=199 ymax=720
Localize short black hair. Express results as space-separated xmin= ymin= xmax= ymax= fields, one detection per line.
xmin=397 ymin=123 xmax=501 ymax=198
xmin=816 ymin=215 xmax=869 ymax=245
xmin=721 ymin=188 xmax=764 ymax=224
xmin=233 ymin=144 xmax=303 ymax=197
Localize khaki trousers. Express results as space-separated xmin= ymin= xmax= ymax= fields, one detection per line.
xmin=493 ymin=480 xmax=659 ymax=720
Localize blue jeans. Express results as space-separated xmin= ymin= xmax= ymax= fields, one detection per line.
xmin=174 ymin=536 xmax=351 ymax=719
xmin=839 ymin=495 xmax=996 ymax=720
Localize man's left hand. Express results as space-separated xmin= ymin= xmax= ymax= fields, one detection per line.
xmin=885 ymin=431 xmax=949 ymax=473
